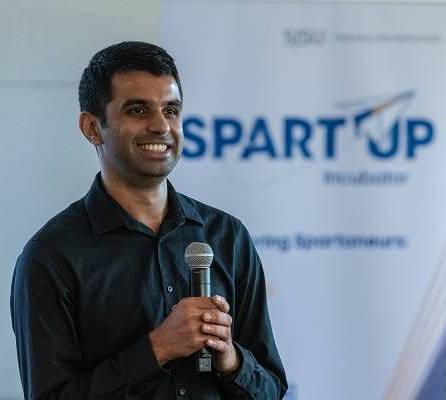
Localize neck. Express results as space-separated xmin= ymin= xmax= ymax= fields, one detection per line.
xmin=101 ymin=170 xmax=168 ymax=233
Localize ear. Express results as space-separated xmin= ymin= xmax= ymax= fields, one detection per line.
xmin=79 ymin=112 xmax=104 ymax=146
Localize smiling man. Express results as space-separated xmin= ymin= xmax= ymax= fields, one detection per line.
xmin=11 ymin=41 xmax=287 ymax=399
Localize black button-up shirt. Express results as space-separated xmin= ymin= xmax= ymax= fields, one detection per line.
xmin=11 ymin=174 xmax=287 ymax=399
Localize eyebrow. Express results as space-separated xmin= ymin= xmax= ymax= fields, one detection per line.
xmin=121 ymin=98 xmax=183 ymax=109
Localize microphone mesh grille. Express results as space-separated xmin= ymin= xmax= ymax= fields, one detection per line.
xmin=184 ymin=242 xmax=214 ymax=267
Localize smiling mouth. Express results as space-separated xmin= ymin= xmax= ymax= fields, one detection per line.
xmin=137 ymin=143 xmax=168 ymax=152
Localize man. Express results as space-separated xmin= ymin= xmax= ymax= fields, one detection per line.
xmin=11 ymin=41 xmax=287 ymax=399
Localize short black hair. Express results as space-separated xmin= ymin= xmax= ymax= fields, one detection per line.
xmin=79 ymin=41 xmax=182 ymax=125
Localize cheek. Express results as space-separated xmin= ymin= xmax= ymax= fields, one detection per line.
xmin=107 ymin=131 xmax=125 ymax=149
xmin=169 ymin=119 xmax=182 ymax=136
xmin=103 ymin=129 xmax=133 ymax=157
xmin=176 ymin=130 xmax=184 ymax=154
xmin=109 ymin=124 xmax=135 ymax=143
xmin=174 ymin=123 xmax=184 ymax=141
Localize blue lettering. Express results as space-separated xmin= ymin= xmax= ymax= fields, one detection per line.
xmin=182 ymin=113 xmax=434 ymax=161
xmin=183 ymin=117 xmax=206 ymax=158
xmin=368 ymin=121 xmax=399 ymax=158
xmin=353 ymin=109 xmax=374 ymax=136
xmin=284 ymin=118 xmax=312 ymax=159
xmin=407 ymin=119 xmax=434 ymax=158
xmin=318 ymin=118 xmax=346 ymax=159
xmin=241 ymin=118 xmax=277 ymax=159
xmin=214 ymin=118 xmax=242 ymax=158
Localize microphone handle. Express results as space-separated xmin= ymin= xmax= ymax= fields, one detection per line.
xmin=190 ymin=267 xmax=211 ymax=297
xmin=190 ymin=267 xmax=212 ymax=372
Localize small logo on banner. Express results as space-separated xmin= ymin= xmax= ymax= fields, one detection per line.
xmin=282 ymin=28 xmax=442 ymax=47
xmin=283 ymin=27 xmax=327 ymax=48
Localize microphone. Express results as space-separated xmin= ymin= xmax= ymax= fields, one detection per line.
xmin=184 ymin=242 xmax=213 ymax=372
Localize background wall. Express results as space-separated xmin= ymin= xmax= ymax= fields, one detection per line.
xmin=1 ymin=1 xmax=445 ymax=399
xmin=0 ymin=1 xmax=162 ymax=397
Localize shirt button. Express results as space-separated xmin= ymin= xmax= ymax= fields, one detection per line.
xmin=179 ymin=388 xmax=186 ymax=396
xmin=167 ymin=285 xmax=174 ymax=293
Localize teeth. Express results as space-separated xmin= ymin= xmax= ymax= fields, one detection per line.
xmin=139 ymin=144 xmax=168 ymax=152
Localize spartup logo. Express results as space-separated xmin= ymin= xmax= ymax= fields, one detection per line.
xmin=182 ymin=91 xmax=434 ymax=161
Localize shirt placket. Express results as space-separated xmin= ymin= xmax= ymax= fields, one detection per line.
xmin=157 ymin=224 xmax=198 ymax=400
xmin=157 ymin=235 xmax=179 ymax=314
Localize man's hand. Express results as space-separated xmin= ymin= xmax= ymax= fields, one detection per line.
xmin=148 ymin=295 xmax=239 ymax=374
xmin=203 ymin=295 xmax=240 ymax=374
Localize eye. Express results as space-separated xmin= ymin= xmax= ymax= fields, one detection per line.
xmin=127 ymin=106 xmax=146 ymax=116
xmin=164 ymin=106 xmax=180 ymax=119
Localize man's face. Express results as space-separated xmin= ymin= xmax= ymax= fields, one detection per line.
xmin=98 ymin=71 xmax=183 ymax=183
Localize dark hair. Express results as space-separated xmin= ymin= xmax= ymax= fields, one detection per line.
xmin=78 ymin=41 xmax=182 ymax=125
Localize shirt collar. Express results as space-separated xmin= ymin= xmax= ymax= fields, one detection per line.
xmin=84 ymin=173 xmax=203 ymax=235
xmin=174 ymin=186 xmax=203 ymax=226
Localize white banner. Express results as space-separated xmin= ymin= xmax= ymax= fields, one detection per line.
xmin=161 ymin=2 xmax=446 ymax=399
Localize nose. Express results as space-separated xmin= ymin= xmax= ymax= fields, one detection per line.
xmin=147 ymin=109 xmax=170 ymax=134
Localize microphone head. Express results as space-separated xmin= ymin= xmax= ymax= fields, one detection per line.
xmin=185 ymin=242 xmax=213 ymax=267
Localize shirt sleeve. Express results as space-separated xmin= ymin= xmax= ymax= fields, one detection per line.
xmin=218 ymin=223 xmax=288 ymax=399
xmin=10 ymin=240 xmax=167 ymax=400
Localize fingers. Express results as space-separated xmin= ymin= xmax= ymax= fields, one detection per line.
xmin=175 ymin=296 xmax=230 ymax=313
xmin=212 ymin=295 xmax=230 ymax=313
xmin=178 ymin=297 xmax=221 ymax=310
xmin=202 ymin=322 xmax=231 ymax=341
xmin=206 ymin=337 xmax=232 ymax=353
xmin=201 ymin=309 xmax=233 ymax=343
xmin=202 ymin=310 xmax=232 ymax=327
xmin=156 ymin=296 xmax=234 ymax=362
